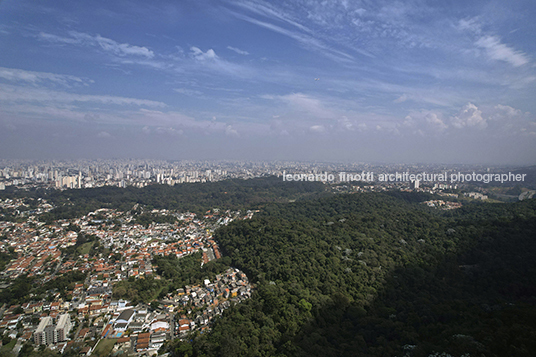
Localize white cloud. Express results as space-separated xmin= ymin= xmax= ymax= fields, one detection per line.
xmin=457 ymin=17 xmax=482 ymax=34
xmin=116 ymin=58 xmax=169 ymax=70
xmin=0 ymin=67 xmax=90 ymax=87
xmin=187 ymin=46 xmax=256 ymax=78
xmin=173 ymin=88 xmax=203 ymax=96
xmin=269 ymin=119 xmax=290 ymax=135
xmin=402 ymin=110 xmax=448 ymax=133
xmin=97 ymin=131 xmax=111 ymax=138
xmin=394 ymin=94 xmax=407 ymax=103
xmin=475 ymin=35 xmax=529 ymax=67
xmin=330 ymin=78 xmax=461 ymax=107
xmin=401 ymin=103 xmax=535 ymax=138
xmin=38 ymin=32 xmax=79 ymax=44
xmin=0 ymin=84 xmax=165 ymax=107
xmin=279 ymin=0 xmax=430 ymax=51
xmin=155 ymin=127 xmax=183 ymax=136
xmin=491 ymin=104 xmax=523 ymax=119
xmin=338 ymin=116 xmax=354 ymax=131
xmin=2 ymin=103 xmax=87 ymax=123
xmin=229 ymin=0 xmax=313 ymax=34
xmin=402 ymin=115 xmax=415 ymax=127
xmin=39 ymin=31 xmax=154 ymax=58
xmin=276 ymin=92 xmax=336 ymax=118
xmin=456 ymin=18 xmax=530 ymax=69
xmin=451 ymin=103 xmax=487 ymax=129
xmin=84 ymin=113 xmax=100 ymax=122
xmin=227 ymin=46 xmax=249 ymax=55
xmin=134 ymin=109 xmax=230 ymax=134
xmin=485 ymin=104 xmax=535 ymax=136
xmin=190 ymin=47 xmax=218 ymax=61
xmin=310 ymin=125 xmax=325 ymax=133
xmin=357 ymin=123 xmax=367 ymax=131
xmin=71 ymin=31 xmax=154 ymax=58
xmin=225 ymin=125 xmax=239 ymax=137
xmin=425 ymin=112 xmax=448 ymax=131
xmin=229 ymin=11 xmax=360 ymax=63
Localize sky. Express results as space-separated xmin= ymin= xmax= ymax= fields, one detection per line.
xmin=0 ymin=0 xmax=535 ymax=164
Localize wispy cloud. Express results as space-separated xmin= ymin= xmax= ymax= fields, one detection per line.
xmin=134 ymin=109 xmax=232 ymax=134
xmin=227 ymin=10 xmax=360 ymax=63
xmin=0 ymin=84 xmax=165 ymax=107
xmin=475 ymin=35 xmax=529 ymax=67
xmin=456 ymin=18 xmax=530 ymax=68
xmin=97 ymin=131 xmax=111 ymax=138
xmin=173 ymin=88 xmax=203 ymax=96
xmin=188 ymin=46 xmax=257 ymax=78
xmin=0 ymin=67 xmax=91 ymax=87
xmin=278 ymin=92 xmax=336 ymax=118
xmin=228 ymin=0 xmax=313 ymax=34
xmin=227 ymin=46 xmax=249 ymax=55
xmin=38 ymin=31 xmax=154 ymax=58
xmin=37 ymin=32 xmax=79 ymax=44
xmin=309 ymin=124 xmax=325 ymax=133
xmin=0 ymin=24 xmax=10 ymax=36
xmin=457 ymin=17 xmax=482 ymax=34
xmin=235 ymin=0 xmax=424 ymax=55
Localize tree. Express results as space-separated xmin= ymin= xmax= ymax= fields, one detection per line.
xmin=150 ymin=300 xmax=160 ymax=311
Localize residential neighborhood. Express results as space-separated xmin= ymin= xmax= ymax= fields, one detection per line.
xmin=0 ymin=198 xmax=254 ymax=356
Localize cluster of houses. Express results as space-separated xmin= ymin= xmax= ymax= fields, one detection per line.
xmin=423 ymin=200 xmax=462 ymax=209
xmin=0 ymin=204 xmax=244 ymax=282
xmin=172 ymin=268 xmax=253 ymax=335
xmin=464 ymin=192 xmax=489 ymax=200
xmin=5 ymin=264 xmax=253 ymax=355
xmin=0 ymin=201 xmax=256 ymax=355
xmin=105 ymin=307 xmax=172 ymax=353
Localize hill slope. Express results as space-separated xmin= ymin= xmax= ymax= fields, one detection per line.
xmin=167 ymin=193 xmax=536 ymax=356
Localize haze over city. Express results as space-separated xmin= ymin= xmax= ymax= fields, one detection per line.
xmin=0 ymin=0 xmax=535 ymax=164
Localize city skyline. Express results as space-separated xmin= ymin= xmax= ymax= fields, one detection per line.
xmin=1 ymin=0 xmax=535 ymax=164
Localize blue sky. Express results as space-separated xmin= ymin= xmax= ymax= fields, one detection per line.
xmin=0 ymin=0 xmax=535 ymax=164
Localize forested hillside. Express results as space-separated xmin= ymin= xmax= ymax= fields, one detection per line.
xmin=167 ymin=193 xmax=536 ymax=357
xmin=0 ymin=177 xmax=326 ymax=221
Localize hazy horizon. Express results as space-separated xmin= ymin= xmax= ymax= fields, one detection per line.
xmin=1 ymin=0 xmax=535 ymax=165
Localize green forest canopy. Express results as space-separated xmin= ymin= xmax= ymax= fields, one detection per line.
xmin=0 ymin=176 xmax=327 ymax=221
xmin=166 ymin=192 xmax=536 ymax=357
